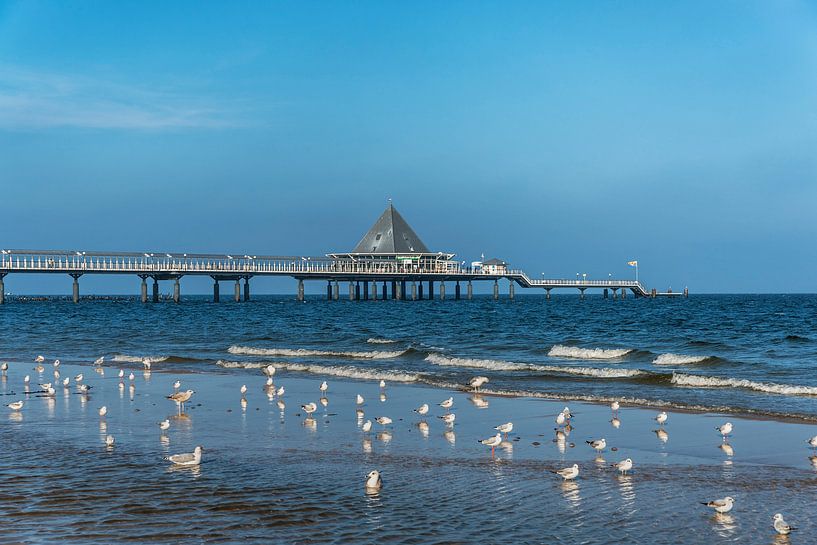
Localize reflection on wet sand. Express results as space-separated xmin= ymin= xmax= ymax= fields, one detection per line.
xmin=444 ymin=430 xmax=456 ymax=446
xmin=654 ymin=429 xmax=668 ymax=443
xmin=468 ymin=395 xmax=489 ymax=409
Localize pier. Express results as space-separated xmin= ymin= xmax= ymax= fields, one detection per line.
xmin=0 ymin=204 xmax=683 ymax=303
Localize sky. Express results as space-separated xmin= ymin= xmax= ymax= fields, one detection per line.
xmin=1 ymin=0 xmax=816 ymax=295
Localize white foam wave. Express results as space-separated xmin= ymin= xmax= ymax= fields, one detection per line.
xmin=366 ymin=338 xmax=397 ymax=344
xmin=548 ymin=345 xmax=633 ymax=360
xmin=671 ymin=373 xmax=817 ymax=396
xmin=112 ymin=354 xmax=168 ymax=364
xmin=227 ymin=345 xmax=407 ymax=359
xmin=216 ymin=360 xmax=419 ymax=382
xmin=653 ymin=353 xmax=710 ymax=365
xmin=424 ymin=354 xmax=643 ymax=378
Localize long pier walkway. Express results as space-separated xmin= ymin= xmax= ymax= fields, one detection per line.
xmin=0 ymin=250 xmax=679 ymax=304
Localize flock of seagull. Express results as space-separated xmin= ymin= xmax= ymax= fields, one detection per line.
xmin=2 ymin=358 xmax=811 ymax=536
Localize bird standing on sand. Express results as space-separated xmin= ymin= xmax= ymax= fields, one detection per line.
xmin=35 ymin=355 xmax=45 ymax=363
xmin=586 ymin=438 xmax=607 ymax=452
xmin=320 ymin=381 xmax=328 ymax=395
xmin=495 ymin=422 xmax=513 ymax=439
xmin=480 ymin=433 xmax=502 ymax=457
xmin=173 ymin=380 xmax=181 ymax=391
xmin=554 ymin=464 xmax=579 ymax=480
xmin=716 ymin=422 xmax=733 ymax=440
xmin=379 ymin=380 xmax=386 ymax=389
xmin=143 ymin=358 xmax=151 ymax=370
xmin=356 ymin=394 xmax=364 ymax=405
xmin=613 ymin=458 xmax=633 ymax=475
xmin=469 ymin=376 xmax=489 ymax=392
xmin=439 ymin=413 xmax=456 ymax=426
xmin=773 ymin=513 xmax=796 ymax=535
xmin=362 ymin=419 xmax=372 ymax=433
xmin=98 ymin=406 xmax=107 ymax=418
xmin=301 ymin=402 xmax=317 ymax=417
xmin=159 ymin=419 xmax=170 ymax=431
xmin=375 ymin=416 xmax=392 ymax=427
xmin=6 ymin=400 xmax=24 ymax=411
xmin=1 ymin=362 xmax=8 ymax=373
xmin=276 ymin=386 xmax=285 ymax=397
xmin=611 ymin=400 xmax=620 ymax=414
xmin=702 ymin=497 xmax=734 ymax=514
xmin=94 ymin=356 xmax=105 ymax=365
xmin=168 ymin=389 xmax=195 ymax=413
xmin=105 ymin=435 xmax=115 ymax=447
xmin=808 ymin=435 xmax=817 ymax=449
xmin=365 ymin=470 xmax=382 ymax=492
xmin=240 ymin=384 xmax=247 ymax=396
xmin=74 ymin=373 xmax=83 ymax=383
xmin=556 ymin=412 xmax=567 ymax=427
xmin=655 ymin=411 xmax=668 ymax=426
xmin=439 ymin=397 xmax=453 ymax=412
xmin=167 ymin=446 xmax=203 ymax=467
xmin=414 ymin=403 xmax=429 ymax=416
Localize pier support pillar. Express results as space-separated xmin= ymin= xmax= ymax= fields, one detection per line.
xmin=455 ymin=282 xmax=460 ymax=300
xmin=428 ymin=281 xmax=434 ymax=300
xmin=0 ymin=274 xmax=5 ymax=305
xmin=467 ymin=281 xmax=473 ymax=300
xmin=243 ymin=277 xmax=250 ymax=302
xmin=418 ymin=282 xmax=424 ymax=300
xmin=509 ymin=281 xmax=515 ymax=300
xmin=493 ymin=280 xmax=499 ymax=300
xmin=349 ymin=282 xmax=355 ymax=301
xmin=297 ymin=279 xmax=305 ymax=301
xmin=327 ymin=281 xmax=332 ymax=301
xmin=603 ymin=288 xmax=608 ymax=299
xmin=683 ymin=287 xmax=689 ymax=298
xmin=579 ymin=288 xmax=586 ymax=300
xmin=71 ymin=274 xmax=81 ymax=303
xmin=400 ymin=280 xmax=406 ymax=301
xmin=545 ymin=288 xmax=551 ymax=300
xmin=139 ymin=276 xmax=148 ymax=304
xmin=235 ymin=280 xmax=241 ymax=302
xmin=363 ymin=280 xmax=369 ymax=300
xmin=391 ymin=281 xmax=397 ymax=300
xmin=152 ymin=278 xmax=159 ymax=303
xmin=651 ymin=288 xmax=657 ymax=298
xmin=382 ymin=282 xmax=387 ymax=300
xmin=371 ymin=281 xmax=377 ymax=301
xmin=333 ymin=281 xmax=339 ymax=301
xmin=173 ymin=277 xmax=180 ymax=303
xmin=355 ymin=281 xmax=361 ymax=301
xmin=621 ymin=288 xmax=626 ymax=299
xmin=395 ymin=281 xmax=402 ymax=300
xmin=213 ymin=280 xmax=220 ymax=303
xmin=611 ymin=288 xmax=618 ymax=300
xmin=411 ymin=281 xmax=417 ymax=300
xmin=439 ymin=282 xmax=446 ymax=300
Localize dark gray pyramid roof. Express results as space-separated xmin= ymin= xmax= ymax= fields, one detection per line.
xmin=352 ymin=204 xmax=430 ymax=254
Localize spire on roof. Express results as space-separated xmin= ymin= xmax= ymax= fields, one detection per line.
xmin=351 ymin=203 xmax=430 ymax=254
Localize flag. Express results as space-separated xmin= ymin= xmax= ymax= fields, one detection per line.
xmin=627 ymin=260 xmax=638 ymax=267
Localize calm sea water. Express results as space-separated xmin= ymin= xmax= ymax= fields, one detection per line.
xmin=1 ymin=294 xmax=816 ymax=420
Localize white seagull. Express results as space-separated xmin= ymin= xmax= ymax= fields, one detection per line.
xmin=105 ymin=435 xmax=115 ymax=447
xmin=374 ymin=416 xmax=392 ymax=427
xmin=118 ymin=369 xmax=124 ymax=379
xmin=556 ymin=412 xmax=567 ymax=426
xmin=53 ymin=359 xmax=60 ymax=367
xmin=554 ymin=463 xmax=579 ymax=480
xmin=94 ymin=356 xmax=105 ymax=365
xmin=74 ymin=373 xmax=83 ymax=383
xmin=6 ymin=400 xmax=24 ymax=411
xmin=439 ymin=397 xmax=454 ymax=412
xmin=773 ymin=513 xmax=796 ymax=535
xmin=173 ymin=380 xmax=181 ymax=391
xmin=469 ymin=376 xmax=489 ymax=392
xmin=808 ymin=435 xmax=817 ymax=449
xmin=586 ymin=438 xmax=607 ymax=452
xmin=128 ymin=372 xmax=135 ymax=381
xmin=35 ymin=355 xmax=45 ymax=363
xmin=439 ymin=413 xmax=456 ymax=426
xmin=480 ymin=432 xmax=502 ymax=457
xmin=655 ymin=411 xmax=668 ymax=426
xmin=23 ymin=375 xmax=30 ymax=384
xmin=356 ymin=394 xmax=365 ymax=405
xmin=611 ymin=400 xmax=620 ymax=413
xmin=365 ymin=470 xmax=382 ymax=491
xmin=495 ymin=422 xmax=513 ymax=438
xmin=301 ymin=402 xmax=317 ymax=417
xmin=716 ymin=422 xmax=733 ymax=439
xmin=702 ymin=496 xmax=735 ymax=514
xmin=98 ymin=406 xmax=107 ymax=417
xmin=159 ymin=419 xmax=171 ymax=431
xmin=613 ymin=458 xmax=633 ymax=474
xmin=0 ymin=362 xmax=7 ymax=372
xmin=168 ymin=389 xmax=195 ymax=413
xmin=320 ymin=381 xmax=328 ymax=395
xmin=240 ymin=384 xmax=247 ymax=396
xmin=276 ymin=386 xmax=285 ymax=397
xmin=167 ymin=445 xmax=203 ymax=467
xmin=379 ymin=380 xmax=386 ymax=389
xmin=362 ymin=419 xmax=372 ymax=433
xmin=263 ymin=364 xmax=276 ymax=377
xmin=62 ymin=377 xmax=70 ymax=387
xmin=414 ymin=403 xmax=429 ymax=416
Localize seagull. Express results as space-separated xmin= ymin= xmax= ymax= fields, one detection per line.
xmin=716 ymin=422 xmax=733 ymax=439
xmin=74 ymin=373 xmax=83 ymax=383
xmin=554 ymin=464 xmax=579 ymax=480
xmin=808 ymin=435 xmax=817 ymax=449
xmin=6 ymin=400 xmax=23 ymax=411
xmin=655 ymin=411 xmax=668 ymax=426
xmin=773 ymin=513 xmax=796 ymax=535
xmin=240 ymin=384 xmax=247 ymax=396
xmin=159 ymin=419 xmax=170 ymax=431
xmin=301 ymin=402 xmax=317 ymax=417
xmin=265 ymin=377 xmax=274 ymax=387
xmin=379 ymin=380 xmax=386 ymax=389
xmin=562 ymin=406 xmax=573 ymax=420
xmin=702 ymin=496 xmax=735 ymax=514
xmin=1 ymin=362 xmax=8 ymax=372
xmin=167 ymin=389 xmax=195 ymax=413
xmin=142 ymin=358 xmax=151 ymax=370
xmin=613 ymin=458 xmax=633 ymax=475
xmin=53 ymin=359 xmax=60 ymax=367
xmin=105 ymin=435 xmax=115 ymax=447
xmin=39 ymin=382 xmax=52 ymax=391
xmin=173 ymin=380 xmax=181 ymax=391
xmin=128 ymin=372 xmax=135 ymax=381
xmin=34 ymin=364 xmax=44 ymax=373
xmin=375 ymin=416 xmax=392 ymax=427
xmin=356 ymin=394 xmax=365 ymax=405
xmin=556 ymin=412 xmax=567 ymax=426
xmin=62 ymin=377 xmax=70 ymax=387
xmin=78 ymin=384 xmax=89 ymax=393
xmin=98 ymin=406 xmax=107 ymax=417
xmin=469 ymin=376 xmax=489 ymax=392
xmin=586 ymin=438 xmax=607 ymax=452
xmin=611 ymin=400 xmax=620 ymax=414
xmin=439 ymin=397 xmax=453 ymax=412
xmin=276 ymin=386 xmax=285 ymax=397
xmin=439 ymin=413 xmax=456 ymax=426
xmin=320 ymin=381 xmax=328 ymax=395
xmin=263 ymin=364 xmax=276 ymax=377
xmin=46 ymin=386 xmax=56 ymax=396
xmin=94 ymin=356 xmax=105 ymax=365
xmin=414 ymin=403 xmax=429 ymax=416
xmin=365 ymin=470 xmax=382 ymax=491
xmin=53 ymin=369 xmax=60 ymax=379
xmin=23 ymin=375 xmax=30 ymax=384
xmin=362 ymin=419 xmax=372 ymax=433
xmin=495 ymin=422 xmax=513 ymax=438
xmin=356 ymin=408 xmax=364 ymax=420
xmin=35 ymin=355 xmax=45 ymax=363
xmin=118 ymin=369 xmax=124 ymax=379
xmin=167 ymin=446 xmax=203 ymax=467
xmin=480 ymin=433 xmax=502 ymax=457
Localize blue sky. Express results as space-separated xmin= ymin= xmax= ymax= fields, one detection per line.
xmin=1 ymin=1 xmax=816 ymax=294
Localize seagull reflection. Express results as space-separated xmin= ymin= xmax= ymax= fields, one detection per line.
xmin=711 ymin=513 xmax=736 ymax=538
xmin=468 ymin=394 xmax=489 ymax=409
xmin=320 ymin=397 xmax=328 ymax=408
xmin=809 ymin=455 xmax=817 ymax=469
xmin=379 ymin=393 xmax=386 ymax=403
xmin=720 ymin=443 xmax=734 ymax=457
xmin=499 ymin=440 xmax=514 ymax=456
xmin=772 ymin=534 xmax=792 ymax=545
xmin=356 ymin=409 xmax=365 ymax=421
xmin=277 ymin=400 xmax=285 ymax=414
xmin=160 ymin=434 xmax=170 ymax=446
xmin=444 ymin=430 xmax=456 ymax=445
xmin=143 ymin=370 xmax=151 ymax=381
xmin=617 ymin=474 xmax=636 ymax=508
xmin=99 ymin=421 xmax=107 ymax=433
xmin=610 ymin=417 xmax=621 ymax=429
xmin=377 ymin=431 xmax=392 ymax=444
xmin=594 ymin=455 xmax=606 ymax=465
xmin=266 ymin=390 xmax=274 ymax=401
xmin=560 ymin=480 xmax=581 ymax=509
xmin=8 ymin=411 xmax=22 ymax=423
xmin=95 ymin=367 xmax=104 ymax=376
xmin=241 ymin=398 xmax=248 ymax=412
xmin=654 ymin=429 xmax=669 ymax=443
xmin=46 ymin=397 xmax=56 ymax=416
xmin=303 ymin=417 xmax=317 ymax=432
xmin=167 ymin=464 xmax=201 ymax=478
xmin=362 ymin=438 xmax=372 ymax=454
xmin=418 ymin=421 xmax=429 ymax=438
xmin=555 ymin=430 xmax=567 ymax=454
xmin=129 ymin=384 xmax=135 ymax=401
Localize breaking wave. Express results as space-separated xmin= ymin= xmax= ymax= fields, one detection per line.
xmin=366 ymin=338 xmax=397 ymax=344
xmin=216 ymin=360 xmax=419 ymax=382
xmin=112 ymin=354 xmax=169 ymax=364
xmin=653 ymin=353 xmax=712 ymax=365
xmin=671 ymin=373 xmax=817 ymax=396
xmin=227 ymin=345 xmax=408 ymax=359
xmin=424 ymin=354 xmax=644 ymax=378
xmin=547 ymin=345 xmax=633 ymax=360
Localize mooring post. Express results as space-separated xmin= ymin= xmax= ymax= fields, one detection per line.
xmin=428 ymin=281 xmax=434 ymax=300
xmin=493 ymin=280 xmax=499 ymax=301
xmin=395 ymin=281 xmax=402 ymax=300
xmin=391 ymin=281 xmax=397 ymax=300
xmin=363 ymin=280 xmax=369 ymax=300
xmin=235 ymin=279 xmax=241 ymax=302
xmin=621 ymin=287 xmax=626 ymax=299
xmin=243 ymin=277 xmax=250 ymax=302
xmin=71 ymin=273 xmax=81 ymax=303
xmin=173 ymin=277 xmax=180 ymax=303
xmin=333 ymin=281 xmax=339 ymax=300
xmin=684 ymin=287 xmax=689 ymax=298
xmin=455 ymin=281 xmax=461 ymax=300
xmin=298 ymin=279 xmax=305 ymax=301
xmin=0 ymin=273 xmax=6 ymax=305
xmin=579 ymin=288 xmax=585 ymax=300
xmin=349 ymin=282 xmax=355 ymax=301
xmin=411 ymin=281 xmax=417 ymax=300
xmin=439 ymin=282 xmax=446 ymax=300
xmin=509 ymin=280 xmax=515 ymax=300
xmin=371 ymin=281 xmax=377 ymax=301
xmin=545 ymin=288 xmax=551 ymax=300
xmin=382 ymin=281 xmax=387 ymax=300
xmin=603 ymin=288 xmax=608 ymax=299
xmin=611 ymin=288 xmax=617 ymax=300
xmin=400 ymin=280 xmax=406 ymax=301
xmin=152 ymin=278 xmax=159 ymax=303
xmin=467 ymin=280 xmax=473 ymax=300
xmin=327 ymin=281 xmax=332 ymax=301
xmin=418 ymin=281 xmax=424 ymax=300
xmin=139 ymin=275 xmax=148 ymax=304
xmin=355 ymin=281 xmax=361 ymax=301
xmin=213 ymin=279 xmax=220 ymax=303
